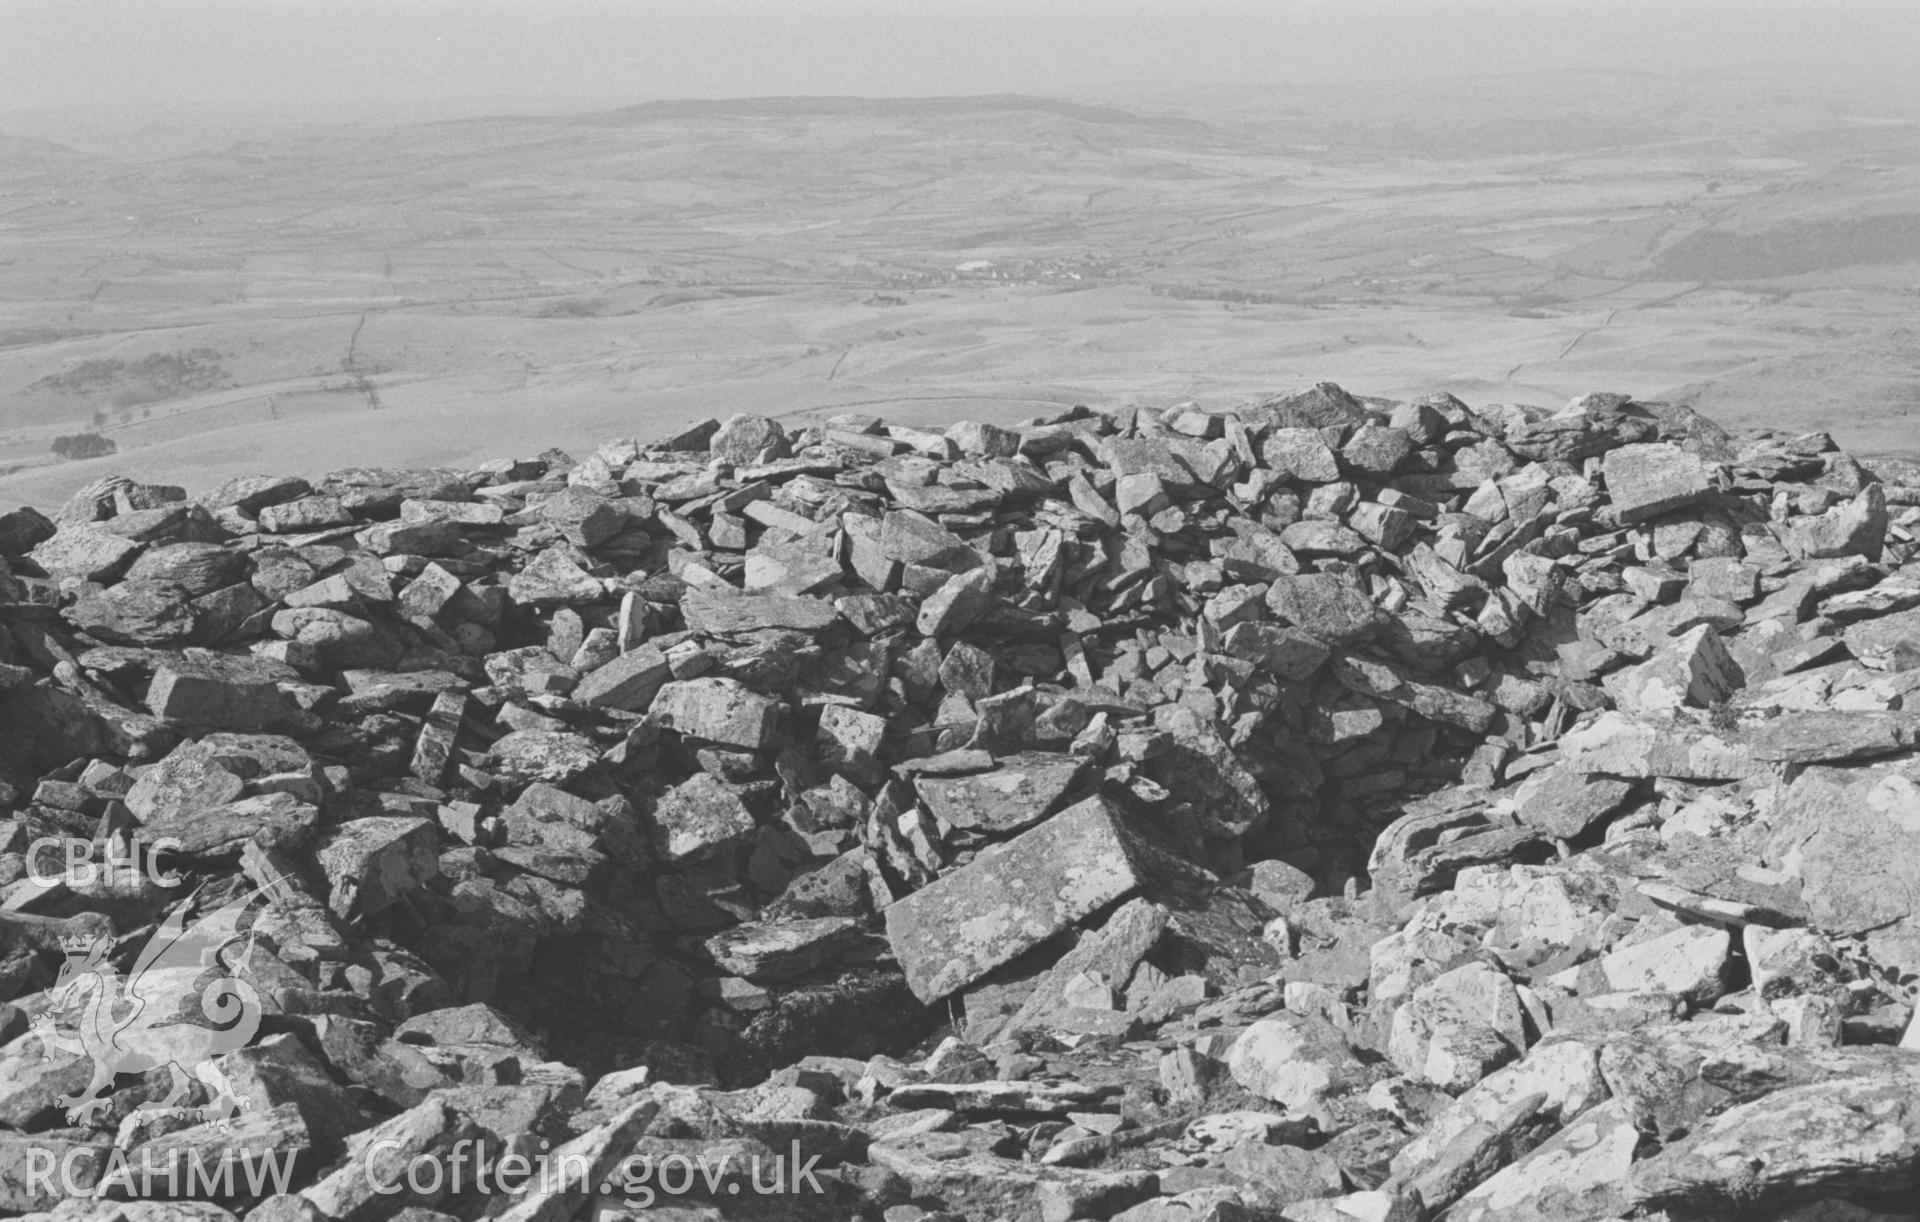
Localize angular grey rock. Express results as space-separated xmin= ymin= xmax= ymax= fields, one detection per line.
xmin=1602 ymin=442 xmax=1711 ymax=523
xmin=0 ymin=505 xmax=56 ymax=557
xmin=1744 ymin=711 xmax=1918 ymax=764
xmin=507 ymin=546 xmax=604 ymax=606
xmin=1147 ymin=702 xmax=1271 ymax=838
xmin=539 ymin=486 xmax=625 ymax=548
xmin=915 ymin=752 xmax=1086 ymax=834
xmin=1219 ymin=622 xmax=1332 ymax=681
xmin=203 ymin=474 xmax=312 ymax=513
xmin=884 ymin=796 xmax=1168 ymax=1002
xmin=650 ymin=772 xmax=758 ymax=863
xmin=816 ymin=704 xmax=888 ymax=786
xmin=681 ymin=587 xmax=840 ymax=634
xmin=143 ymin=790 xmax=319 ymax=857
xmin=572 ymin=644 xmax=672 ymax=710
xmin=1514 ymin=766 xmax=1636 ymax=839
xmin=124 ymin=541 xmax=247 ymax=595
xmin=30 ymin=524 xmax=142 ymax=582
xmin=124 ymin=743 xmax=248 ymax=824
xmin=1262 ymin=428 xmax=1342 ymax=483
xmin=993 ymin=897 xmax=1171 ymax=1039
xmin=705 ymin=916 xmax=865 ymax=982
xmin=1265 ymin=573 xmax=1388 ymax=644
xmin=879 ymin=509 xmax=982 ymax=571
xmin=652 ymin=677 xmax=783 ymax=749
xmin=917 ymin=565 xmax=996 ymax=637
xmin=1777 ymin=761 xmax=1920 ymax=942
xmin=67 ymin=579 xmax=198 ymax=645
xmin=1252 ymin=381 xmax=1372 ymax=429
xmin=1628 ymin=1069 xmax=1920 ymax=1212
xmin=946 ymin=419 xmax=1022 ymax=458
xmin=401 ymin=497 xmax=504 ymax=526
xmin=1222 ymin=1141 xmax=1344 ymax=1210
xmin=1555 ymin=711 xmax=1755 ymax=780
xmin=270 ymin=606 xmax=401 ymax=669
xmin=295 ymin=1095 xmax=485 ymax=1221
xmin=1226 ymin=1013 xmax=1365 ymax=1112
xmin=1450 ymin=1099 xmax=1639 ymax=1222
xmin=1342 ymin=424 xmax=1416 ymax=477
xmin=1573 ymin=924 xmax=1732 ymax=1004
xmin=409 ymin=689 xmax=465 ymax=783
xmin=1387 ymin=961 xmax=1528 ymax=1091
xmin=357 ymin=517 xmax=461 ymax=557
xmin=1604 ymin=623 xmax=1743 ymax=714
xmin=316 ymin=816 xmax=440 ymax=920
xmin=483 ymin=728 xmax=602 ymax=785
xmin=1786 ymin=484 xmax=1888 ymax=563
xmin=1349 ymin=500 xmax=1414 ymax=549
xmin=710 ymin=413 xmax=790 ymax=462
xmin=743 ymin=542 xmax=843 ymax=595
xmin=1843 ymin=605 xmax=1920 ymax=669
xmin=1280 ymin=518 xmax=1371 ymax=558
xmin=258 ymin=496 xmax=353 ymax=534
xmin=1391 ymin=1037 xmax=1609 ymax=1191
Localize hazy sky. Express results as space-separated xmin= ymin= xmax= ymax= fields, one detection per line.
xmin=3 ymin=0 xmax=1915 ymax=119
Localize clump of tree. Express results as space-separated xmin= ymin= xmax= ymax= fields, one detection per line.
xmin=30 ymin=348 xmax=229 ymax=399
xmin=51 ymin=433 xmax=117 ymax=460
xmin=538 ymin=296 xmax=613 ymax=318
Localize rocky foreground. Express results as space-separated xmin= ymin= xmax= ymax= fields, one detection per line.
xmin=2 ymin=383 xmax=1920 ymax=1222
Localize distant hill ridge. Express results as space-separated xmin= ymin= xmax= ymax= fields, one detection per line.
xmin=570 ymin=92 xmax=1212 ymax=131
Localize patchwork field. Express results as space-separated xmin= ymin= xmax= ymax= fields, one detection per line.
xmin=2 ymin=72 xmax=1918 ymax=505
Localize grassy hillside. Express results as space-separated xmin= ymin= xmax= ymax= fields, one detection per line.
xmin=3 ymin=76 xmax=1917 ymax=505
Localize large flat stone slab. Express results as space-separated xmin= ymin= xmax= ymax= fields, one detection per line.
xmin=884 ymin=796 xmax=1163 ymax=1002
xmin=681 ymin=587 xmax=840 ymax=634
xmin=650 ymin=677 xmax=783 ymax=749
xmin=1627 ymin=1061 xmax=1920 ymax=1212
xmin=914 ymin=752 xmax=1086 ymax=833
xmin=1773 ymin=760 xmax=1920 ymax=958
xmin=1602 ymin=442 xmax=1710 ymax=524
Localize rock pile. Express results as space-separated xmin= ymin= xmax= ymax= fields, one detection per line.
xmin=2 ymin=382 xmax=1920 ymax=1220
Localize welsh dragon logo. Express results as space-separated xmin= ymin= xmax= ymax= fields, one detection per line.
xmin=32 ymin=882 xmax=272 ymax=1129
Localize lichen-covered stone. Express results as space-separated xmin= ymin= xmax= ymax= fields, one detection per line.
xmin=884 ymin=796 xmax=1162 ymax=1002
xmin=651 ymin=677 xmax=784 ymax=749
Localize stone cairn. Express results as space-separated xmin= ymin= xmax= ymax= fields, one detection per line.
xmin=2 ymin=382 xmax=1920 ymax=1221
